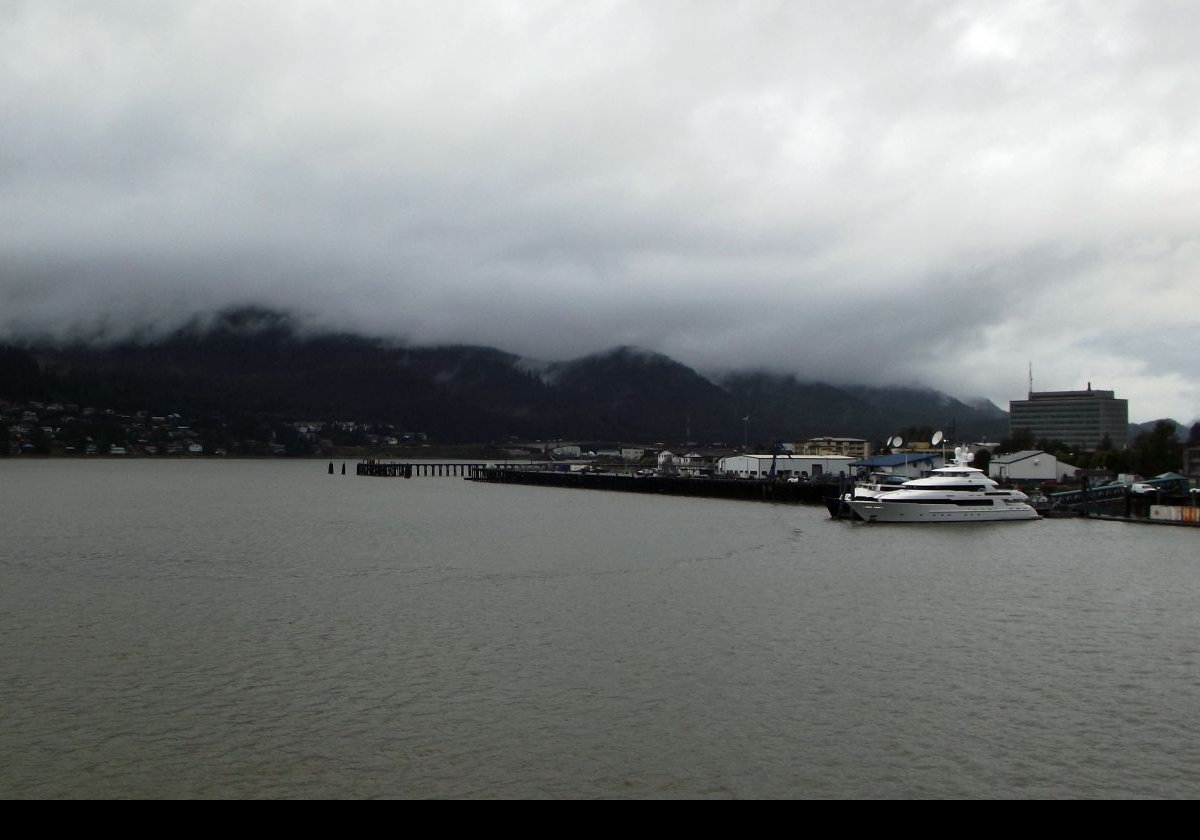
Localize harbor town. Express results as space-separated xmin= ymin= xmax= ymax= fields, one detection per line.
xmin=6 ymin=383 xmax=1200 ymax=526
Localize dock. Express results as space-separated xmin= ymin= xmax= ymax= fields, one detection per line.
xmin=350 ymin=460 xmax=1200 ymax=523
xmin=355 ymin=460 xmax=487 ymax=478
xmin=1046 ymin=484 xmax=1200 ymax=525
xmin=465 ymin=466 xmax=840 ymax=505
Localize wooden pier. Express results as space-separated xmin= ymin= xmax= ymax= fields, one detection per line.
xmin=465 ymin=466 xmax=840 ymax=505
xmin=350 ymin=462 xmax=1199 ymax=521
xmin=1047 ymin=484 xmax=1198 ymax=520
xmin=355 ymin=460 xmax=488 ymax=478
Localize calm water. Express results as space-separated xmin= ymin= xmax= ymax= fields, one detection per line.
xmin=2 ymin=459 xmax=1199 ymax=799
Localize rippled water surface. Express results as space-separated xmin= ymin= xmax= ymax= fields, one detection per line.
xmin=3 ymin=459 xmax=1199 ymax=798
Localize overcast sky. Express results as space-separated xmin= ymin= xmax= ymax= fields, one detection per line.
xmin=2 ymin=1 xmax=1197 ymax=422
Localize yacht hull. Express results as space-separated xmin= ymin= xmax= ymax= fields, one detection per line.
xmin=824 ymin=495 xmax=865 ymax=520
xmin=847 ymin=500 xmax=1039 ymax=523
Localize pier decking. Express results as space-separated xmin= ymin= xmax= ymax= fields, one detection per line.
xmin=465 ymin=466 xmax=840 ymax=504
xmin=355 ymin=460 xmax=487 ymax=477
xmin=349 ymin=461 xmax=1199 ymax=523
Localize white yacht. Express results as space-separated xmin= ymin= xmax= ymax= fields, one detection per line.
xmin=846 ymin=447 xmax=1039 ymax=523
xmin=824 ymin=472 xmax=908 ymax=519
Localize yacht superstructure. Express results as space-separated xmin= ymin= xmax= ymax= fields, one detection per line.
xmin=846 ymin=447 xmax=1039 ymax=523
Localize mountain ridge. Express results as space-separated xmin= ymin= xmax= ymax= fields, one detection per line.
xmin=2 ymin=306 xmax=1016 ymax=445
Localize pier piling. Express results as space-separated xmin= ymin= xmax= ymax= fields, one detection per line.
xmin=355 ymin=460 xmax=487 ymax=479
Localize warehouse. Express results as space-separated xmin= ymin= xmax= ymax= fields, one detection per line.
xmin=988 ymin=450 xmax=1080 ymax=484
xmin=717 ymin=454 xmax=855 ymax=480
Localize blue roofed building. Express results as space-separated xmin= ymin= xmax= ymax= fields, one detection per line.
xmin=848 ymin=452 xmax=944 ymax=480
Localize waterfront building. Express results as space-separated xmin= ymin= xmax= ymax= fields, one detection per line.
xmin=795 ymin=436 xmax=872 ymax=460
xmin=848 ymin=452 xmax=943 ymax=480
xmin=988 ymin=450 xmax=1080 ymax=484
xmin=1183 ymin=446 xmax=1200 ymax=481
xmin=718 ymin=454 xmax=854 ymax=480
xmin=1008 ymin=385 xmax=1128 ymax=451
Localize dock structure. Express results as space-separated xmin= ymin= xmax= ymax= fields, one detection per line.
xmin=1046 ymin=483 xmax=1199 ymax=524
xmin=356 ymin=460 xmax=487 ymax=478
xmin=465 ymin=466 xmax=840 ymax=505
xmin=1046 ymin=482 xmax=1132 ymax=516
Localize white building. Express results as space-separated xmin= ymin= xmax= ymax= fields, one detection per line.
xmin=989 ymin=450 xmax=1079 ymax=484
xmin=717 ymin=454 xmax=855 ymax=480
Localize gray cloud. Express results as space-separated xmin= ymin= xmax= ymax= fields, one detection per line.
xmin=2 ymin=1 xmax=1198 ymax=421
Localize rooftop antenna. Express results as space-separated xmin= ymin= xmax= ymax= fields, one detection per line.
xmin=1028 ymin=361 xmax=1033 ymax=397
xmin=891 ymin=435 xmax=907 ymax=477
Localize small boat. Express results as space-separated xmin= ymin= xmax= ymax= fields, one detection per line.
xmin=824 ymin=473 xmax=908 ymax=520
xmin=846 ymin=446 xmax=1039 ymax=523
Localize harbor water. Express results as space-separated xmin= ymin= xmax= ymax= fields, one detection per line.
xmin=2 ymin=459 xmax=1199 ymax=798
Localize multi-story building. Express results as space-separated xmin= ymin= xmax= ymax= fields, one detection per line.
xmin=795 ymin=436 xmax=872 ymax=460
xmin=1183 ymin=446 xmax=1200 ymax=481
xmin=1008 ymin=385 xmax=1128 ymax=451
